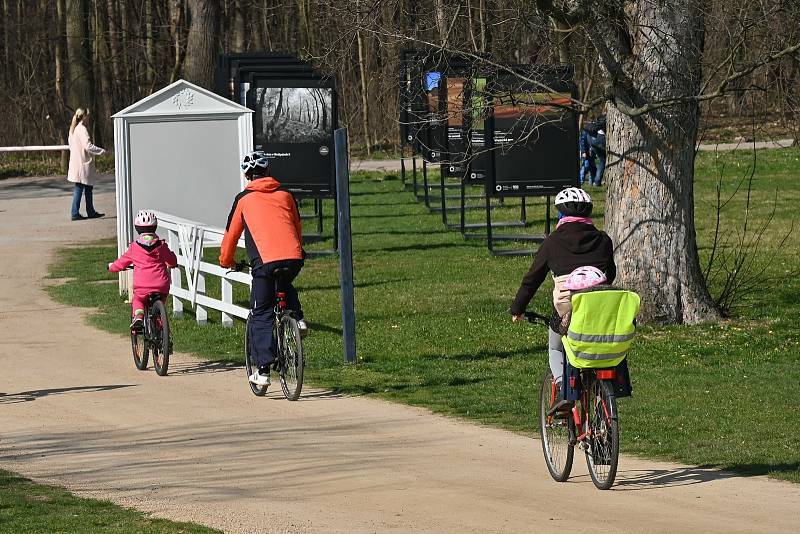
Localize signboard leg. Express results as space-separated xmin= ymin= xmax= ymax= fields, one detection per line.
xmin=412 ymin=157 xmax=418 ymax=198
xmin=334 ymin=128 xmax=356 ymax=364
xmin=422 ymin=159 xmax=430 ymax=207
xmin=400 ymin=155 xmax=406 ymax=188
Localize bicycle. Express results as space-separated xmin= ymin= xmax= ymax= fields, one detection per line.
xmin=524 ymin=311 xmax=620 ymax=490
xmin=130 ymin=291 xmax=172 ymax=376
xmin=233 ymin=262 xmax=305 ymax=400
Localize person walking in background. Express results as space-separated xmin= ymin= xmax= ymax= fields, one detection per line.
xmin=590 ymin=115 xmax=607 ymax=187
xmin=67 ymin=108 xmax=106 ymax=221
xmin=578 ymin=123 xmax=596 ymax=187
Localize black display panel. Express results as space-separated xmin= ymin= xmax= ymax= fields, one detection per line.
xmin=250 ymin=77 xmax=337 ymax=196
xmin=215 ymin=52 xmax=299 ymax=99
xmin=236 ymin=64 xmax=313 ymax=103
xmin=466 ymin=76 xmax=489 ymax=182
xmin=486 ymin=67 xmax=578 ymax=197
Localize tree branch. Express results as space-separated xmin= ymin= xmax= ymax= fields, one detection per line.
xmin=612 ymin=40 xmax=800 ymax=117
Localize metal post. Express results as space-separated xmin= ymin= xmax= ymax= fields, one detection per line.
xmin=412 ymin=156 xmax=418 ymax=197
xmin=334 ymin=128 xmax=357 ymax=364
xmin=545 ymin=196 xmax=551 ymax=235
xmin=422 ymin=159 xmax=430 ymax=207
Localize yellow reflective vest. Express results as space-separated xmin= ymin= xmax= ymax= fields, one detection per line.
xmin=562 ymin=289 xmax=641 ymax=369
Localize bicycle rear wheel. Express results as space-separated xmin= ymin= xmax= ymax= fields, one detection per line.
xmin=539 ymin=370 xmax=574 ymax=482
xmin=584 ymin=377 xmax=619 ymax=490
xmin=278 ymin=315 xmax=304 ymax=401
xmin=151 ymin=300 xmax=170 ymax=376
xmin=131 ymin=326 xmax=148 ymax=370
xmin=244 ymin=315 xmax=268 ymax=396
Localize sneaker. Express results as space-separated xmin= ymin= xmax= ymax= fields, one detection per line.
xmin=130 ymin=316 xmax=143 ymax=329
xmin=547 ymin=383 xmax=574 ymax=416
xmin=248 ymin=371 xmax=270 ymax=387
xmin=71 ymin=214 xmax=86 ymax=221
xmin=297 ymin=319 xmax=308 ymax=337
xmin=87 ymin=212 xmax=105 ymax=219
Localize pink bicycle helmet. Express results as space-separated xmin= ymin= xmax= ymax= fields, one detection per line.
xmin=563 ymin=266 xmax=607 ymax=290
xmin=134 ymin=210 xmax=157 ymax=232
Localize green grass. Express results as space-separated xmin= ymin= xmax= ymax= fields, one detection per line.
xmin=0 ymin=469 xmax=220 ymax=533
xmin=46 ymin=149 xmax=800 ymax=484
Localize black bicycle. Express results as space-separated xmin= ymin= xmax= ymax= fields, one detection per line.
xmin=524 ymin=311 xmax=620 ymax=490
xmin=235 ymin=263 xmax=305 ymax=400
xmin=131 ymin=292 xmax=172 ymax=376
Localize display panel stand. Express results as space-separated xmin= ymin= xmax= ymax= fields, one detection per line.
xmin=298 ymin=196 xmax=338 ymax=257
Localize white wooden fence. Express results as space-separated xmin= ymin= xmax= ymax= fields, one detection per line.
xmin=152 ymin=211 xmax=251 ymax=327
xmin=0 ymin=145 xmax=69 ymax=152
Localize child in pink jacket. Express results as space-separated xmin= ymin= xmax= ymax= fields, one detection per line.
xmin=109 ymin=210 xmax=177 ymax=328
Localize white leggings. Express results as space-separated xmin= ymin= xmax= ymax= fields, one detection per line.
xmin=548 ymin=327 xmax=565 ymax=384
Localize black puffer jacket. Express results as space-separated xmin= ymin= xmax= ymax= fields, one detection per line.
xmin=509 ymin=221 xmax=616 ymax=328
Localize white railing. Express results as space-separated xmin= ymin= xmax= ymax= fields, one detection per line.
xmin=0 ymin=145 xmax=69 ymax=152
xmin=152 ymin=211 xmax=251 ymax=327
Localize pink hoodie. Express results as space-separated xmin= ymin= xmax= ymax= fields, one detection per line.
xmin=109 ymin=233 xmax=178 ymax=292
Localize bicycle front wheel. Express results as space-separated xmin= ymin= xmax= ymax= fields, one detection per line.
xmin=244 ymin=315 xmax=268 ymax=396
xmin=278 ymin=315 xmax=304 ymax=401
xmin=151 ymin=300 xmax=170 ymax=376
xmin=539 ymin=370 xmax=574 ymax=482
xmin=131 ymin=327 xmax=148 ymax=370
xmin=584 ymin=377 xmax=619 ymax=490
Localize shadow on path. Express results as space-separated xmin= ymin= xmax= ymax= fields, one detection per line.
xmin=614 ymin=467 xmax=742 ymax=490
xmin=168 ymin=360 xmax=242 ymax=376
xmin=0 ymin=384 xmax=135 ymax=404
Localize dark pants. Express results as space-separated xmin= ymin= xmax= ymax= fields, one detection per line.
xmin=71 ymin=183 xmax=98 ymax=217
xmin=248 ymin=259 xmax=304 ymax=369
xmin=594 ymin=150 xmax=606 ymax=186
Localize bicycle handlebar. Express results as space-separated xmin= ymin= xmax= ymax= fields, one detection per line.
xmin=523 ymin=311 xmax=550 ymax=326
xmin=226 ymin=260 xmax=249 ymax=275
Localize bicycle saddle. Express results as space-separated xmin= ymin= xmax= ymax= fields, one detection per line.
xmin=272 ymin=267 xmax=292 ymax=280
xmin=146 ymin=292 xmax=163 ymax=303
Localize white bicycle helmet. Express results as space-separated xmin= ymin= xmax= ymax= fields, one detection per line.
xmin=241 ymin=150 xmax=269 ymax=178
xmin=554 ymin=187 xmax=593 ymax=216
xmin=134 ymin=210 xmax=157 ymax=228
xmin=563 ymin=266 xmax=607 ymax=290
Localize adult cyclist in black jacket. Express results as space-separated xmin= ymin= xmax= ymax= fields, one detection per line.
xmin=510 ymin=187 xmax=616 ymax=406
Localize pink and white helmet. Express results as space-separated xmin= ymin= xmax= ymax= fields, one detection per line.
xmin=134 ymin=210 xmax=157 ymax=228
xmin=563 ymin=266 xmax=607 ymax=290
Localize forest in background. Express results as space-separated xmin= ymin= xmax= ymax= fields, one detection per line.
xmin=1 ymin=0 xmax=799 ymax=154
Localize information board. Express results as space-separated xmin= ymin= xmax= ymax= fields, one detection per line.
xmin=486 ymin=67 xmax=578 ymax=197
xmin=250 ymin=77 xmax=337 ymax=196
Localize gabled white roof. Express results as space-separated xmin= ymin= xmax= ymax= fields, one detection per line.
xmin=113 ymin=79 xmax=252 ymax=118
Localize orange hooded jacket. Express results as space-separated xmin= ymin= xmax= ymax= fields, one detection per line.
xmin=219 ymin=177 xmax=303 ymax=269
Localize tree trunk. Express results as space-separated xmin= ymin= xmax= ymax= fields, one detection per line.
xmin=168 ymin=0 xmax=185 ymax=82
xmin=145 ymin=0 xmax=156 ymax=90
xmin=185 ymin=0 xmax=218 ymax=88
xmin=232 ymin=0 xmax=245 ymax=52
xmin=66 ymin=0 xmax=94 ymax=113
xmin=356 ymin=23 xmax=372 ymax=154
xmin=597 ymin=1 xmax=720 ymax=324
xmin=433 ymin=0 xmax=447 ymax=46
xmin=55 ymin=0 xmax=68 ymax=172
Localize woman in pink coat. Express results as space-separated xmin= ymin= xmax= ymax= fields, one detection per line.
xmin=67 ymin=108 xmax=106 ymax=221
xmin=109 ymin=211 xmax=178 ymax=329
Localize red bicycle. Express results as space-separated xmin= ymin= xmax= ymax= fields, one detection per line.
xmin=525 ymin=311 xmax=620 ymax=490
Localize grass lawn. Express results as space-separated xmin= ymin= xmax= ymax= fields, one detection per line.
xmin=0 ymin=469 xmax=219 ymax=533
xmin=46 ymin=147 xmax=800 ymax=484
